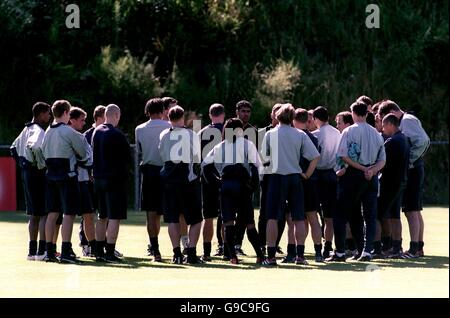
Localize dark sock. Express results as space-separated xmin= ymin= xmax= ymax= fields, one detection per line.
xmin=409 ymin=241 xmax=419 ymax=254
xmin=38 ymin=240 xmax=46 ymax=255
xmin=46 ymin=242 xmax=54 ymax=257
xmin=88 ymin=240 xmax=97 ymax=254
xmin=106 ymin=243 xmax=116 ymax=257
xmin=373 ymin=241 xmax=382 ymax=254
xmin=150 ymin=237 xmax=160 ymax=254
xmin=188 ymin=247 xmax=197 ymax=258
xmin=296 ymin=245 xmax=305 ymax=257
xmin=173 ymin=246 xmax=182 ymax=257
xmin=392 ymin=240 xmax=402 ymax=254
xmin=53 ymin=243 xmax=57 ymax=253
xmin=324 ymin=241 xmax=332 ymax=251
xmin=29 ymin=240 xmax=37 ymax=255
xmin=267 ymin=246 xmax=276 ymax=259
xmin=96 ymin=240 xmax=105 ymax=257
xmin=246 ymin=227 xmax=263 ymax=258
xmin=217 ymin=216 xmax=223 ymax=246
xmin=224 ymin=225 xmax=237 ymax=258
xmin=61 ymin=242 xmax=72 ymax=256
xmin=203 ymin=242 xmax=211 ymax=257
xmin=418 ymin=241 xmax=424 ymax=250
xmin=314 ymin=244 xmax=322 ymax=255
xmin=382 ymin=236 xmax=392 ymax=251
xmin=287 ymin=244 xmax=296 ymax=257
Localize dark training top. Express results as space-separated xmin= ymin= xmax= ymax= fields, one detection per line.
xmin=92 ymin=123 xmax=131 ymax=179
xmin=381 ymin=130 xmax=410 ymax=187
xmin=300 ymin=129 xmax=320 ymax=175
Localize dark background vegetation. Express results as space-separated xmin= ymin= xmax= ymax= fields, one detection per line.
xmin=0 ymin=0 xmax=448 ymax=204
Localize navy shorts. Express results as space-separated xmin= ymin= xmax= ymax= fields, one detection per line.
xmin=402 ymin=165 xmax=424 ymax=212
xmin=21 ymin=168 xmax=47 ymax=216
xmin=201 ymin=175 xmax=221 ymax=219
xmin=163 ymin=180 xmax=203 ymax=225
xmin=46 ymin=176 xmax=80 ymax=215
xmin=140 ymin=164 xmax=164 ymax=214
xmin=302 ymin=175 xmax=320 ymax=213
xmin=316 ymin=169 xmax=337 ymax=218
xmin=220 ymin=179 xmax=254 ymax=225
xmin=265 ymin=174 xmax=305 ymax=221
xmin=79 ymin=181 xmax=94 ymax=214
xmin=95 ymin=178 xmax=128 ymax=220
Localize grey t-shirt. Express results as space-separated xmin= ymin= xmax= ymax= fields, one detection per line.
xmin=159 ymin=127 xmax=201 ymax=182
xmin=337 ymin=122 xmax=386 ymax=166
xmin=312 ymin=123 xmax=341 ymax=170
xmin=399 ymin=113 xmax=430 ymax=168
xmin=261 ymin=124 xmax=320 ymax=175
xmin=135 ymin=119 xmax=171 ymax=166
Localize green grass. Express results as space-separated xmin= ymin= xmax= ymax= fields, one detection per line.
xmin=0 ymin=207 xmax=448 ymax=298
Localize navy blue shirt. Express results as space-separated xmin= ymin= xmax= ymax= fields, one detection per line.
xmin=84 ymin=126 xmax=95 ymax=145
xmin=199 ymin=123 xmax=224 ymax=156
xmin=92 ymin=123 xmax=131 ymax=179
xmin=381 ymin=131 xmax=410 ymax=187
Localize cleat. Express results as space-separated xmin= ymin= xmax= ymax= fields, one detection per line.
xmin=235 ymin=245 xmax=247 ymax=256
xmin=417 ymin=249 xmax=424 ymax=257
xmin=44 ymin=254 xmax=58 ymax=262
xmin=114 ymin=249 xmax=123 ymax=258
xmin=214 ymin=246 xmax=224 ymax=256
xmin=153 ymin=253 xmax=162 ymax=262
xmin=182 ymin=248 xmax=188 ymax=256
xmin=315 ymin=254 xmax=324 ymax=263
xmin=261 ymin=257 xmax=277 ymax=266
xmin=256 ymin=256 xmax=266 ymax=265
xmin=401 ymin=251 xmax=419 ymax=259
xmin=186 ymin=256 xmax=205 ymax=264
xmin=387 ymin=252 xmax=403 ymax=259
xmin=95 ymin=255 xmax=107 ymax=262
xmin=230 ymin=257 xmax=239 ymax=265
xmin=371 ymin=253 xmax=385 ymax=260
xmin=35 ymin=252 xmax=47 ymax=261
xmin=322 ymin=249 xmax=332 ymax=259
xmin=105 ymin=255 xmax=123 ymax=263
xmin=200 ymin=255 xmax=211 ymax=262
xmin=27 ymin=254 xmax=36 ymax=261
xmin=172 ymin=254 xmax=184 ymax=264
xmin=357 ymin=252 xmax=373 ymax=262
xmin=59 ymin=254 xmax=79 ymax=264
xmin=281 ymin=255 xmax=296 ymax=263
xmin=295 ymin=256 xmax=309 ymax=265
xmin=276 ymin=246 xmax=284 ymax=255
xmin=325 ymin=253 xmax=346 ymax=262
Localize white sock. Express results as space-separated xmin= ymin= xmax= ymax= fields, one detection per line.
xmin=181 ymin=235 xmax=189 ymax=248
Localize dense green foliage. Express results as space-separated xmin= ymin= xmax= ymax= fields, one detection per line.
xmin=0 ymin=0 xmax=448 ymax=203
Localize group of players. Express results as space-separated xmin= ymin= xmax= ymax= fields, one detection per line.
xmin=11 ymin=94 xmax=430 ymax=265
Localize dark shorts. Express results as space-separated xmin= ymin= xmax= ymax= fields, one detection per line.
xmin=46 ymin=176 xmax=80 ymax=215
xmin=265 ymin=174 xmax=305 ymax=221
xmin=21 ymin=168 xmax=46 ymax=216
xmin=402 ymin=165 xmax=424 ymax=212
xmin=316 ymin=169 xmax=337 ymax=218
xmin=163 ymin=180 xmax=203 ymax=225
xmin=220 ymin=179 xmax=254 ymax=225
xmin=302 ymin=176 xmax=320 ymax=213
xmin=378 ymin=180 xmax=405 ymax=220
xmin=201 ymin=175 xmax=221 ymax=219
xmin=79 ymin=181 xmax=94 ymax=214
xmin=140 ymin=164 xmax=164 ymax=215
xmin=95 ymin=178 xmax=128 ymax=220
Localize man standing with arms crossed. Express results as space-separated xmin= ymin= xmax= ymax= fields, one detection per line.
xmin=11 ymin=102 xmax=52 ymax=261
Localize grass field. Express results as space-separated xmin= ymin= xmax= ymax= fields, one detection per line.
xmin=0 ymin=207 xmax=448 ymax=298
